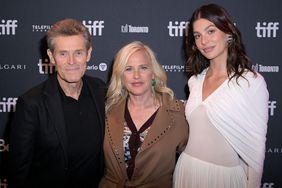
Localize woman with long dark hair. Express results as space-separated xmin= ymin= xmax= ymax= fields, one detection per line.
xmin=173 ymin=4 xmax=269 ymax=188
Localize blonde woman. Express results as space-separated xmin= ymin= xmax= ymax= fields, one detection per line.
xmin=100 ymin=41 xmax=188 ymax=188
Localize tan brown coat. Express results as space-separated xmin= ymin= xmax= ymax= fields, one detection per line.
xmin=99 ymin=94 xmax=189 ymax=188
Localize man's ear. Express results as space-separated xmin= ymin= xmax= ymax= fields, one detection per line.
xmin=87 ymin=47 xmax=92 ymax=62
xmin=47 ymin=49 xmax=55 ymax=64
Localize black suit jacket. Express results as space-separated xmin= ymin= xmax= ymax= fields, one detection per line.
xmin=8 ymin=74 xmax=106 ymax=188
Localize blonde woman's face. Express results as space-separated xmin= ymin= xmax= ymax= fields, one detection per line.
xmin=122 ymin=50 xmax=154 ymax=97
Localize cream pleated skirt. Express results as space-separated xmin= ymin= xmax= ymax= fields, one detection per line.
xmin=173 ymin=153 xmax=247 ymax=188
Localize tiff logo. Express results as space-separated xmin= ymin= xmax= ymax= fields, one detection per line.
xmin=0 ymin=179 xmax=8 ymax=188
xmin=0 ymin=139 xmax=9 ymax=152
xmin=83 ymin=20 xmax=104 ymax=36
xmin=0 ymin=97 xmax=17 ymax=112
xmin=261 ymin=182 xmax=275 ymax=188
xmin=168 ymin=21 xmax=188 ymax=37
xmin=38 ymin=59 xmax=56 ymax=74
xmin=0 ymin=19 xmax=18 ymax=35
xmin=256 ymin=22 xmax=279 ymax=38
xmin=268 ymin=101 xmax=276 ymax=116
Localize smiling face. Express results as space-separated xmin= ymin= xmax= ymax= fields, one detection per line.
xmin=122 ymin=50 xmax=154 ymax=97
xmin=193 ymin=18 xmax=229 ymax=63
xmin=47 ymin=35 xmax=92 ymax=86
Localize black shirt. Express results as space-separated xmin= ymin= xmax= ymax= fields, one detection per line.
xmin=59 ymin=81 xmax=102 ymax=188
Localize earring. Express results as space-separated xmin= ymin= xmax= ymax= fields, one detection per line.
xmin=226 ymin=35 xmax=233 ymax=43
xmin=151 ymin=79 xmax=156 ymax=87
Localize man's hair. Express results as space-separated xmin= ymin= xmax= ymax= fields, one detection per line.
xmin=47 ymin=18 xmax=91 ymax=52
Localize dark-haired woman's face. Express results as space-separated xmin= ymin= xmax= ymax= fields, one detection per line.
xmin=193 ymin=18 xmax=229 ymax=63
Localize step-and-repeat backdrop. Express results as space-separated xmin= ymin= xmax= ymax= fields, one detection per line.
xmin=1 ymin=0 xmax=281 ymax=187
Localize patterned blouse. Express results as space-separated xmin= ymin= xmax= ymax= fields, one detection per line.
xmin=123 ymin=99 xmax=159 ymax=179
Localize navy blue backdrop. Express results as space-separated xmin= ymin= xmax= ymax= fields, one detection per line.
xmin=1 ymin=1 xmax=281 ymax=187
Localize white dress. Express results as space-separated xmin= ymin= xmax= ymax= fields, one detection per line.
xmin=173 ymin=69 xmax=269 ymax=188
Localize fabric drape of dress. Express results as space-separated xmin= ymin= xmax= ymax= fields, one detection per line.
xmin=174 ymin=69 xmax=269 ymax=188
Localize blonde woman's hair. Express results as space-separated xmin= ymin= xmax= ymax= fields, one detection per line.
xmin=106 ymin=41 xmax=174 ymax=113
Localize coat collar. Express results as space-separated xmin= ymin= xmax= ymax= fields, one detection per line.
xmin=139 ymin=94 xmax=181 ymax=152
xmin=43 ymin=74 xmax=69 ymax=165
xmin=42 ymin=74 xmax=104 ymax=167
xmin=106 ymin=93 xmax=181 ymax=174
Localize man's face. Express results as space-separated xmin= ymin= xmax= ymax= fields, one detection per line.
xmin=47 ymin=35 xmax=92 ymax=85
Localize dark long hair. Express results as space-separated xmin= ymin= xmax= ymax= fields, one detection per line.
xmin=186 ymin=4 xmax=255 ymax=81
